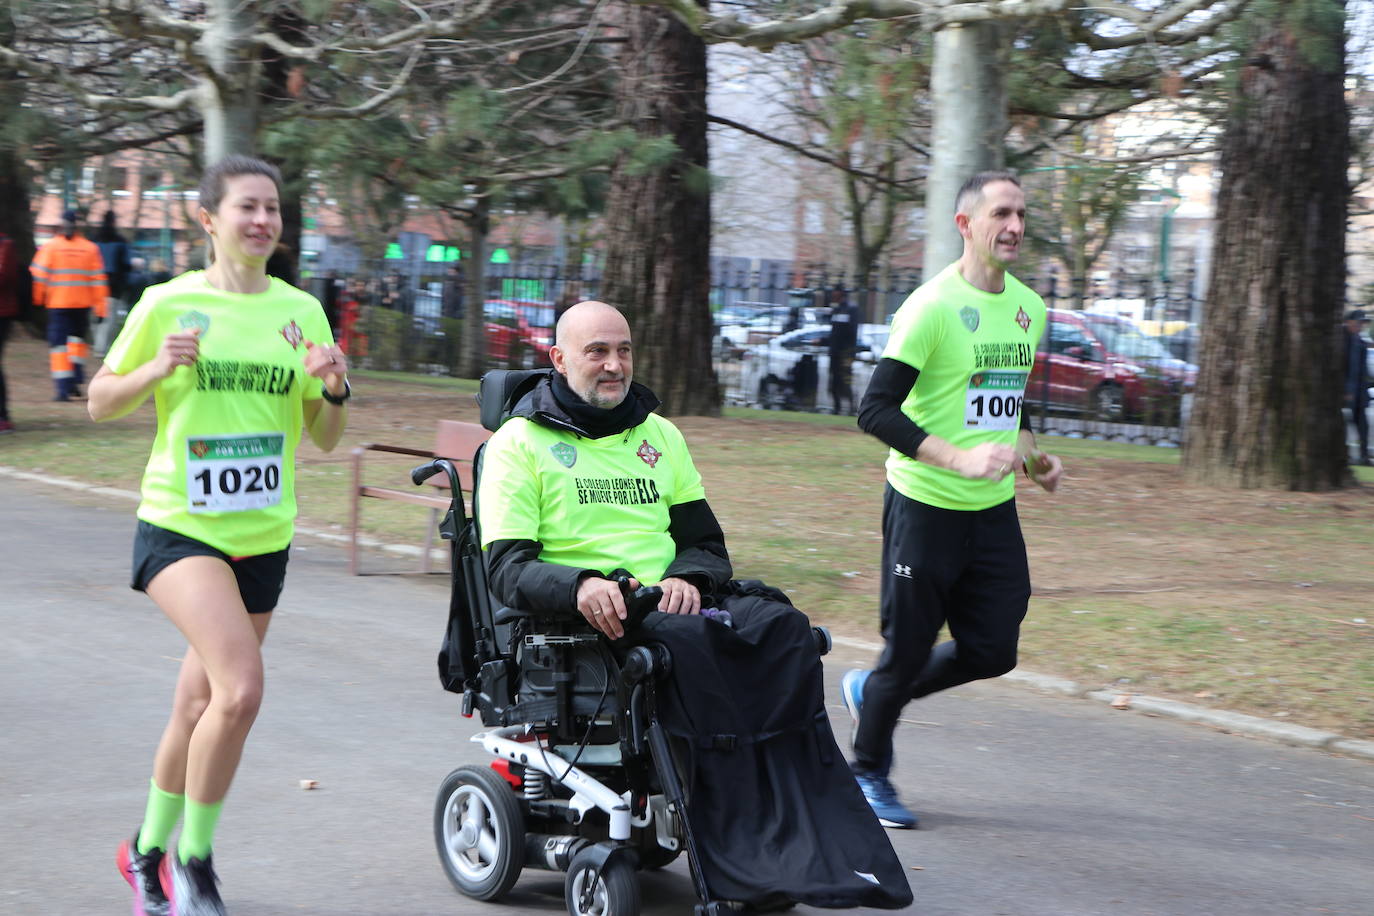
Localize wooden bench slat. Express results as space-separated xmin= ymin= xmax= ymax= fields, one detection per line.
xmin=350 ymin=419 xmax=490 ymax=575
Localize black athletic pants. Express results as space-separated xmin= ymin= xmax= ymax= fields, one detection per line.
xmin=1351 ymin=392 xmax=1369 ymax=462
xmin=852 ymin=486 xmax=1032 ymax=773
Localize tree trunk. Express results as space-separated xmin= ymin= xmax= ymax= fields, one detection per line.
xmin=0 ymin=3 xmax=34 ymax=325
xmin=922 ymin=21 xmax=1008 ymax=279
xmin=599 ymin=1 xmax=719 ymax=416
xmin=196 ymin=0 xmax=261 ymax=163
xmin=1183 ymin=3 xmax=1349 ymax=490
xmin=459 ymin=200 xmax=490 ymax=379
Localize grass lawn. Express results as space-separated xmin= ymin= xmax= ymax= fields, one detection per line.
xmin=3 ymin=334 xmax=1372 ymax=738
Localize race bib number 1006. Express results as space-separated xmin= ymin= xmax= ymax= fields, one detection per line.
xmin=964 ymin=371 xmax=1027 ymax=430
xmin=186 ymin=433 xmax=285 ymax=513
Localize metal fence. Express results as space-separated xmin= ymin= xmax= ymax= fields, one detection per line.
xmin=709 ymin=266 xmax=1203 ymax=446
xmin=320 ymin=258 xmax=1202 ymax=445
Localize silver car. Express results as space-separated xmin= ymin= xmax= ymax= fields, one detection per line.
xmin=737 ymin=324 xmax=889 ymax=413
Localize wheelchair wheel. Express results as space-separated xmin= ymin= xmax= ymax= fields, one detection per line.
xmin=434 ymin=765 xmax=525 ymax=900
xmin=564 ymin=848 xmax=639 ymax=916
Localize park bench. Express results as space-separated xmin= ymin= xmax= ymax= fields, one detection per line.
xmin=349 ymin=419 xmax=490 ymax=575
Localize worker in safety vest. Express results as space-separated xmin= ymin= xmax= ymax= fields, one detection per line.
xmin=32 ymin=209 xmax=109 ymax=400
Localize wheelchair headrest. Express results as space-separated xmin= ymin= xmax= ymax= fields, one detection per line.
xmin=477 ymin=369 xmax=552 ymax=432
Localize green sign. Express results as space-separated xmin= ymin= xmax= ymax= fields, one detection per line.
xmin=490 ymin=248 xmax=510 ymax=264
xmin=384 ymin=243 xmax=404 ymax=260
xmin=425 ymin=244 xmax=463 ymax=263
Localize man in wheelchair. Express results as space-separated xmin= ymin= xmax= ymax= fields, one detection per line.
xmin=479 ymin=299 xmax=729 ymax=638
xmin=462 ymin=301 xmax=911 ymax=913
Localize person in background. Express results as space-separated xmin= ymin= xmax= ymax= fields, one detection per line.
xmin=0 ymin=227 xmax=20 ymax=432
xmin=321 ymin=268 xmax=342 ymax=334
xmin=149 ymin=258 xmax=173 ymax=285
xmin=827 ymin=286 xmax=861 ymax=416
xmin=1344 ymin=308 xmax=1371 ymax=466
xmin=379 ymin=270 xmax=412 ymax=316
xmin=126 ymin=256 xmax=152 ymax=312
xmin=94 ymin=211 xmax=133 ymax=355
xmin=339 ymin=277 xmax=370 ymax=359
xmin=441 ymin=263 xmax=465 ymax=320
xmin=31 ymin=208 xmax=108 ymax=401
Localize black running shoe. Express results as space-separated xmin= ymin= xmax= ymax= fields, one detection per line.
xmin=169 ymin=853 xmax=226 ymax=916
xmin=116 ymin=833 xmax=172 ymax=916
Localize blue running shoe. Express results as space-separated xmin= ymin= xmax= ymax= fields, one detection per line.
xmin=839 ymin=668 xmax=869 ymax=733
xmin=852 ymin=768 xmax=919 ymax=829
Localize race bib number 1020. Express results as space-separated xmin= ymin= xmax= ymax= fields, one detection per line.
xmin=964 ymin=371 xmax=1028 ymax=430
xmin=186 ymin=433 xmax=285 ymax=513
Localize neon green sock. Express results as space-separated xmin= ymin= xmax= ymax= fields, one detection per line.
xmin=177 ymin=798 xmax=225 ymax=864
xmin=136 ymin=779 xmax=184 ymax=855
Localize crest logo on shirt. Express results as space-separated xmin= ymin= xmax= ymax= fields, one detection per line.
xmin=178 ymin=310 xmax=210 ymax=338
xmin=960 ymin=306 xmax=980 ymax=333
xmin=1015 ymin=306 xmax=1031 ymax=333
xmin=636 ymin=440 xmax=662 ymax=468
xmin=280 ymin=320 xmax=304 ymax=349
xmin=189 ymin=440 xmax=210 ymax=459
xmin=550 ymin=442 xmax=577 ymax=468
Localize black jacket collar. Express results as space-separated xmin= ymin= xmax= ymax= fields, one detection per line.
xmin=510 ymin=372 xmax=660 ymax=439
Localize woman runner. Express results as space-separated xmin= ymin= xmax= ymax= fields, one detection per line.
xmin=88 ymin=155 xmax=350 ymax=916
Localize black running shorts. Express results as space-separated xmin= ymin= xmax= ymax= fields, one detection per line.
xmin=131 ymin=520 xmax=290 ymax=614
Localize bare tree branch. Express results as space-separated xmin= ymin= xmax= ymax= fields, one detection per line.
xmin=631 ymin=0 xmax=1250 ymax=52
xmin=0 ymin=43 xmax=203 ymax=114
xmin=287 ymin=43 xmax=424 ymax=120
xmin=708 ymin=113 xmax=922 ymax=188
xmin=99 ymin=0 xmax=206 ymax=43
xmin=1038 ymin=136 xmax=1219 ymax=165
xmin=253 ymin=0 xmax=502 ymax=63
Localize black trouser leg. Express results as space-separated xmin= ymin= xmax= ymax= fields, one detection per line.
xmin=1354 ymin=398 xmax=1370 ymax=461
xmin=910 ymin=499 xmax=1031 ymax=699
xmin=853 ymin=491 xmax=1032 ymax=773
xmin=852 ymin=488 xmax=967 ymax=774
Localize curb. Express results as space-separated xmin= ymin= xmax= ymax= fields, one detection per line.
xmin=830 ymin=635 xmax=1374 ymax=762
xmin=6 ymin=465 xmax=1371 ymax=764
xmin=0 ymin=465 xmax=440 ymax=561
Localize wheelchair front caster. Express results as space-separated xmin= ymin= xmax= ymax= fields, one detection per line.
xmin=565 ymin=847 xmax=640 ymax=916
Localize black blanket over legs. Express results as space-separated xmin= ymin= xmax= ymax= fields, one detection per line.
xmin=636 ymin=586 xmax=913 ymax=910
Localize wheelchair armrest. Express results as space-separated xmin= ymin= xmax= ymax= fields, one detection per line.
xmin=492 ymin=605 xmax=535 ymax=625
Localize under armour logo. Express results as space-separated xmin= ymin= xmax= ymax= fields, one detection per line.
xmin=893 ymin=563 xmax=912 ymax=578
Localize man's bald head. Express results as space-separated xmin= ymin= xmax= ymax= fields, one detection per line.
xmin=555 ymin=300 xmax=627 ymax=347
xmin=551 ymin=300 xmax=634 ymax=408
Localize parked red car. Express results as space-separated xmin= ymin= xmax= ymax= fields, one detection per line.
xmin=483 ymin=300 xmax=554 ymax=367
xmin=1028 ymin=309 xmax=1197 ymax=423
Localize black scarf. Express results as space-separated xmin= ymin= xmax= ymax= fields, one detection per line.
xmin=549 ymin=370 xmax=644 ymax=438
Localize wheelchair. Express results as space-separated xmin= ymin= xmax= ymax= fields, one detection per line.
xmin=413 ymin=369 xmax=833 ymax=916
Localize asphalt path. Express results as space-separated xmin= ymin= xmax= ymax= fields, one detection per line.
xmin=3 ymin=477 xmax=1371 ymax=916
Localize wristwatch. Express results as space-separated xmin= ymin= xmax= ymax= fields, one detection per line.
xmin=321 ymin=378 xmax=351 ymax=405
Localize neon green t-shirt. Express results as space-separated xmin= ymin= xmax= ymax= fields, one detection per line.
xmin=478 ymin=413 xmax=707 ymax=584
xmin=882 ymin=262 xmax=1047 ymax=511
xmin=105 ymin=271 xmax=333 ymax=555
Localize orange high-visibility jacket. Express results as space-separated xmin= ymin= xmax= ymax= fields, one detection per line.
xmin=32 ymin=234 xmax=109 ymax=317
